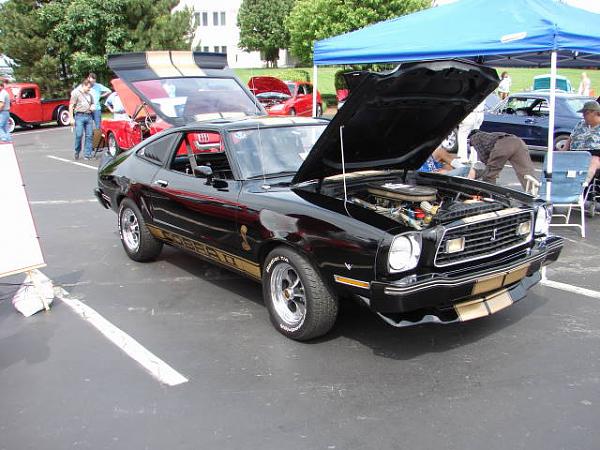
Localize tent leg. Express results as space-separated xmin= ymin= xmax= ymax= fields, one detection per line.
xmin=312 ymin=65 xmax=318 ymax=116
xmin=545 ymin=50 xmax=558 ymax=204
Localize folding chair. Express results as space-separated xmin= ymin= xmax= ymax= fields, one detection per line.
xmin=537 ymin=151 xmax=592 ymax=238
xmin=584 ymin=170 xmax=600 ymax=217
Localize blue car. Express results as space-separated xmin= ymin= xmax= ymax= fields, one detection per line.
xmin=480 ymin=92 xmax=591 ymax=152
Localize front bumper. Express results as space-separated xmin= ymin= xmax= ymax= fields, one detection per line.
xmin=366 ymin=235 xmax=563 ymax=319
xmin=94 ymin=187 xmax=111 ymax=209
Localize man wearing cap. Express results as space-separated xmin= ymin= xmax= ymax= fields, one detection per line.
xmin=565 ymin=100 xmax=600 ymax=182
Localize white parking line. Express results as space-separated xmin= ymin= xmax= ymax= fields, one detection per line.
xmin=30 ymin=199 xmax=97 ymax=205
xmin=47 ymin=155 xmax=97 ymax=170
xmin=33 ymin=270 xmax=189 ymax=386
xmin=541 ymin=279 xmax=600 ymax=300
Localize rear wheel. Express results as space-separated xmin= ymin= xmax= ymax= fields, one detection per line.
xmin=315 ymin=104 xmax=323 ymax=117
xmin=7 ymin=116 xmax=15 ymax=133
xmin=262 ymin=247 xmax=338 ymax=341
xmin=289 ymin=108 xmax=296 ymax=116
xmin=118 ymin=198 xmax=163 ymax=262
xmin=57 ymin=107 xmax=70 ymax=126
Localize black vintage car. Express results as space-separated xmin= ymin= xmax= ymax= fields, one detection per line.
xmin=95 ymin=55 xmax=563 ymax=340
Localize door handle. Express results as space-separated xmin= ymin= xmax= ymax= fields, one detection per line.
xmin=153 ymin=179 xmax=169 ymax=187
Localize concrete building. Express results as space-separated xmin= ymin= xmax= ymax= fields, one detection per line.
xmin=175 ymin=0 xmax=292 ymax=68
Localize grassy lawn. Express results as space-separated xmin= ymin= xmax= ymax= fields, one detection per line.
xmin=235 ymin=66 xmax=599 ymax=108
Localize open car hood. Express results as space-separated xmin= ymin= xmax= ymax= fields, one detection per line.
xmin=110 ymin=78 xmax=154 ymax=119
xmin=248 ymin=76 xmax=291 ymax=96
xmin=292 ymin=59 xmax=499 ymax=184
xmin=107 ymin=51 xmax=265 ymax=125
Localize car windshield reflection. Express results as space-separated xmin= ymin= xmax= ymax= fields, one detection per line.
xmin=227 ymin=125 xmax=326 ymax=179
xmin=132 ymin=77 xmax=261 ymax=120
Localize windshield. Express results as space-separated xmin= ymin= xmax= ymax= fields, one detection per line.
xmin=286 ymin=83 xmax=297 ymax=96
xmin=227 ymin=125 xmax=326 ymax=179
xmin=131 ymin=77 xmax=260 ymax=121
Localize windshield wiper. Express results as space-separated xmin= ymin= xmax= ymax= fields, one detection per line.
xmin=247 ymin=171 xmax=297 ymax=180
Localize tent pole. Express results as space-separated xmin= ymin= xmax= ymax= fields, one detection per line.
xmin=312 ymin=65 xmax=318 ymax=116
xmin=542 ymin=50 xmax=557 ymax=282
xmin=546 ymin=50 xmax=557 ymax=204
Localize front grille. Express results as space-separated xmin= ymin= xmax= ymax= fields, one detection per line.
xmin=435 ymin=210 xmax=533 ymax=267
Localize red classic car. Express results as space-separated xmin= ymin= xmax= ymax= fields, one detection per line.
xmin=6 ymin=83 xmax=70 ymax=132
xmin=100 ymin=51 xmax=264 ymax=155
xmin=248 ymin=77 xmax=323 ymax=117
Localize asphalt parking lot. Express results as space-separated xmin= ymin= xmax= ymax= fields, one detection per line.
xmin=2 ymin=126 xmax=600 ymax=450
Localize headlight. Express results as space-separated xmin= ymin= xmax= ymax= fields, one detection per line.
xmin=388 ymin=233 xmax=421 ymax=273
xmin=534 ymin=205 xmax=550 ymax=235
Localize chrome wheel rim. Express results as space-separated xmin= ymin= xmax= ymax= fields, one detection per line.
xmin=270 ymin=262 xmax=306 ymax=327
xmin=108 ymin=134 xmax=117 ymax=155
xmin=7 ymin=117 xmax=15 ymax=133
xmin=121 ymin=208 xmax=140 ymax=251
xmin=59 ymin=110 xmax=70 ymax=125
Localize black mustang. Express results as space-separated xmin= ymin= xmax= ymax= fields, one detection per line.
xmin=95 ymin=55 xmax=563 ymax=340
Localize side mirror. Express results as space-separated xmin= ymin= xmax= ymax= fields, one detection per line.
xmin=193 ymin=165 xmax=213 ymax=183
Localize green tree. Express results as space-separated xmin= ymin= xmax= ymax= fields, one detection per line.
xmin=0 ymin=0 xmax=192 ymax=97
xmin=238 ymin=0 xmax=295 ymax=67
xmin=286 ymin=0 xmax=429 ymax=64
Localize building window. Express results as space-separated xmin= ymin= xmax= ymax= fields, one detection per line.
xmin=213 ymin=12 xmax=218 ymax=25
xmin=214 ymin=46 xmax=220 ymax=53
xmin=202 ymin=12 xmax=208 ymax=26
xmin=203 ymin=46 xmax=209 ymax=52
xmin=221 ymin=46 xmax=227 ymax=54
xmin=194 ymin=12 xmax=200 ymax=26
xmin=220 ymin=12 xmax=226 ymax=26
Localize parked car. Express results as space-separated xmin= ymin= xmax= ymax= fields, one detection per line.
xmin=480 ymin=92 xmax=591 ymax=152
xmin=532 ymin=74 xmax=573 ymax=93
xmin=6 ymin=83 xmax=70 ymax=132
xmin=248 ymin=76 xmax=323 ymax=117
xmin=101 ymin=51 xmax=264 ymax=155
xmin=441 ymin=93 xmax=501 ymax=152
xmin=95 ymin=58 xmax=563 ymax=341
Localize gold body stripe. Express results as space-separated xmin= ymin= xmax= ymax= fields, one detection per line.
xmin=171 ymin=51 xmax=206 ymax=77
xmin=334 ymin=275 xmax=370 ymax=289
xmin=146 ymin=224 xmax=261 ymax=280
xmin=471 ymin=263 xmax=530 ymax=296
xmin=146 ymin=51 xmax=181 ymax=78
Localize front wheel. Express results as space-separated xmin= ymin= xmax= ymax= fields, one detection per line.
xmin=118 ymin=198 xmax=163 ymax=262
xmin=57 ymin=107 xmax=71 ymax=126
xmin=7 ymin=116 xmax=15 ymax=133
xmin=554 ymin=134 xmax=569 ymax=152
xmin=107 ymin=132 xmax=120 ymax=157
xmin=262 ymin=247 xmax=338 ymax=341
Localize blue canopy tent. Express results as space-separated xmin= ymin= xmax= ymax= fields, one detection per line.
xmin=310 ymin=0 xmax=600 ymax=199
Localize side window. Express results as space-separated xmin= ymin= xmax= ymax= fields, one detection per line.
xmin=305 ymin=84 xmax=313 ymax=95
xmin=137 ymin=133 xmax=180 ymax=165
xmin=169 ymin=131 xmax=233 ymax=179
xmin=21 ymin=88 xmax=35 ymax=99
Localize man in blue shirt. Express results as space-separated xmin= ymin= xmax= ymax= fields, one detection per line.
xmin=87 ymin=73 xmax=111 ymax=128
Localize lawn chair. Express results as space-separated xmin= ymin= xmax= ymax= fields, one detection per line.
xmin=584 ymin=169 xmax=600 ymax=217
xmin=534 ymin=151 xmax=592 ymax=238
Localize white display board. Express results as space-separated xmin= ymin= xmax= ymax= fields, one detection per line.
xmin=0 ymin=143 xmax=46 ymax=278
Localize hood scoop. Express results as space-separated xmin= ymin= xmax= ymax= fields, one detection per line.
xmin=292 ymin=59 xmax=499 ymax=184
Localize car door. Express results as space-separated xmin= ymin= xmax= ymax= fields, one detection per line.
xmin=481 ymin=97 xmax=539 ymax=144
xmin=15 ymin=87 xmax=43 ymax=123
xmin=148 ymin=130 xmax=243 ymax=257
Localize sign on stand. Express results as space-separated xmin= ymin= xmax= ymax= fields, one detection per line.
xmin=0 ymin=143 xmax=51 ymax=314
